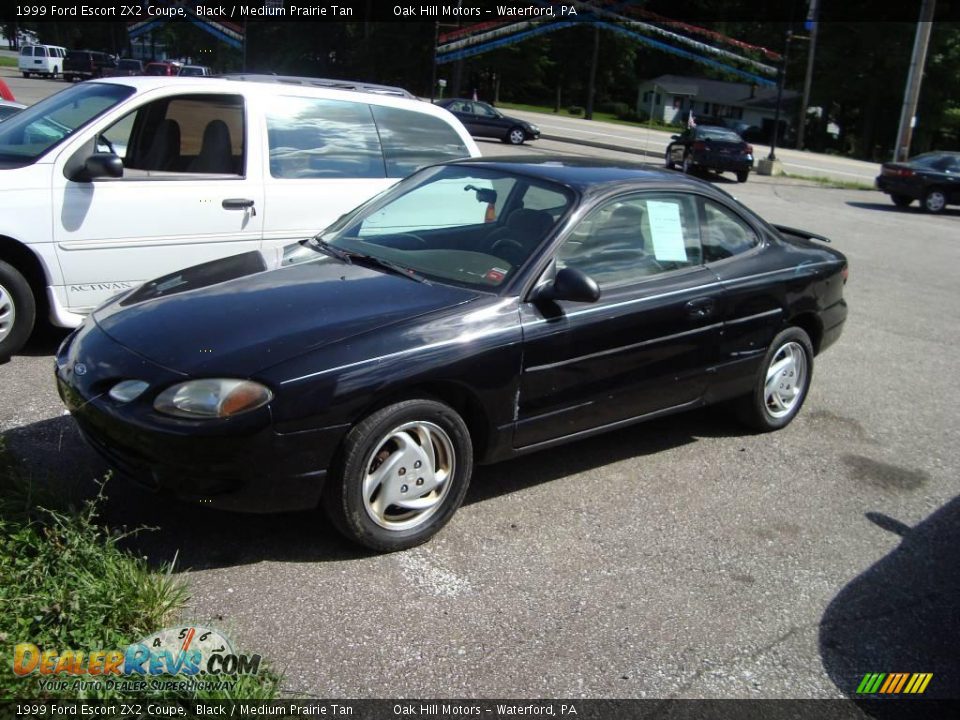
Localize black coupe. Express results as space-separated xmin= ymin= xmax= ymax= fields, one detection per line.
xmin=666 ymin=125 xmax=755 ymax=183
xmin=436 ymin=99 xmax=540 ymax=145
xmin=56 ymin=158 xmax=848 ymax=551
xmin=875 ymin=151 xmax=960 ymax=213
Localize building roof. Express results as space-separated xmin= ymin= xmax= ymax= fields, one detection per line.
xmin=645 ymin=74 xmax=799 ymax=109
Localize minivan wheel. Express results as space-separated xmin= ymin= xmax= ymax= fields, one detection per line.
xmin=922 ymin=189 xmax=947 ymax=214
xmin=0 ymin=260 xmax=36 ymax=361
xmin=51 ymin=66 xmax=59 ymax=79
xmin=735 ymin=327 xmax=814 ymax=432
xmin=323 ymin=399 xmax=473 ymax=552
xmin=22 ymin=72 xmax=29 ymax=79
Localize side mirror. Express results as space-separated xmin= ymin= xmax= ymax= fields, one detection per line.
xmin=532 ymin=267 xmax=601 ymax=304
xmin=70 ymin=153 xmax=123 ymax=182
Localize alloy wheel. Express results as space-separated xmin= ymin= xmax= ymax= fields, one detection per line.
xmin=0 ymin=283 xmax=15 ymax=345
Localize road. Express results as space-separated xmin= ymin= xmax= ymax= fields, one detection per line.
xmin=1 ymin=66 xmax=882 ymax=185
xmin=1 ymin=82 xmax=958 ymax=700
xmin=502 ymin=108 xmax=882 ymax=185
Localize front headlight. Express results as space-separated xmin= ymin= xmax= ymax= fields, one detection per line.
xmin=154 ymin=379 xmax=273 ymax=419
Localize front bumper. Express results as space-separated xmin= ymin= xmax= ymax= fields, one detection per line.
xmin=55 ymin=322 xmax=347 ymax=513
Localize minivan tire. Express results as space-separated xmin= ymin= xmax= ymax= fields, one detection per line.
xmin=0 ymin=260 xmax=36 ymax=361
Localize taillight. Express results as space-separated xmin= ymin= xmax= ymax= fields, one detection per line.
xmin=692 ymin=141 xmax=706 ymax=152
xmin=882 ymin=166 xmax=915 ymax=178
xmin=745 ymin=144 xmax=754 ymax=154
xmin=841 ymin=266 xmax=849 ymax=284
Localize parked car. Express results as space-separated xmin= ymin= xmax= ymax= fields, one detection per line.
xmin=56 ymin=157 xmax=848 ymax=551
xmin=179 ymin=65 xmax=212 ymax=77
xmin=18 ymin=44 xmax=67 ymax=79
xmin=63 ymin=50 xmax=117 ymax=82
xmin=666 ymin=125 xmax=755 ymax=182
xmin=435 ymin=98 xmax=540 ymax=145
xmin=144 ymin=61 xmax=182 ymax=77
xmin=0 ymin=100 xmax=26 ymax=121
xmin=0 ymin=75 xmax=480 ymax=359
xmin=104 ymin=58 xmax=144 ymax=77
xmin=875 ymin=151 xmax=960 ymax=214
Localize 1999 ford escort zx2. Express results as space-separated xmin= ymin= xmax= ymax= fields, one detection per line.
xmin=57 ymin=158 xmax=848 ymax=551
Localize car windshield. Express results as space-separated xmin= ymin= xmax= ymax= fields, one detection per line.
xmin=697 ymin=126 xmax=743 ymax=142
xmin=118 ymin=59 xmax=140 ymax=70
xmin=0 ymin=82 xmax=134 ymax=165
xmin=288 ymin=165 xmax=574 ymax=292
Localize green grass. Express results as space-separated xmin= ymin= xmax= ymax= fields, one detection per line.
xmin=497 ymin=101 xmax=679 ymax=133
xmin=782 ymin=172 xmax=875 ymax=191
xmin=0 ymin=440 xmax=282 ymax=701
xmin=0 ymin=57 xmax=16 ymax=68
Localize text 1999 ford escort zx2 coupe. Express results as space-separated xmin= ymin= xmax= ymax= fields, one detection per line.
xmin=56 ymin=158 xmax=847 ymax=551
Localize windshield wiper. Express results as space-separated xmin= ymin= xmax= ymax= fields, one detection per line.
xmin=347 ymin=252 xmax=432 ymax=285
xmin=305 ymin=237 xmax=353 ymax=264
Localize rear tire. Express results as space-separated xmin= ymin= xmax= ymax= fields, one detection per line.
xmin=0 ymin=260 xmax=36 ymax=362
xmin=51 ymin=66 xmax=59 ymax=79
xmin=736 ymin=170 xmax=750 ymax=183
xmin=323 ymin=399 xmax=473 ymax=552
xmin=22 ymin=72 xmax=29 ymax=79
xmin=891 ymin=194 xmax=912 ymax=208
xmin=735 ymin=327 xmax=814 ymax=432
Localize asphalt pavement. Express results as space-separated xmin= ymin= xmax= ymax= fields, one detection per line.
xmin=0 ymin=83 xmax=958 ymax=700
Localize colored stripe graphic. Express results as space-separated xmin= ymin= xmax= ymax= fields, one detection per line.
xmin=857 ymin=672 xmax=932 ymax=694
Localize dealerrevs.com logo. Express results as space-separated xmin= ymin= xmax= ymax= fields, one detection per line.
xmin=13 ymin=626 xmax=261 ymax=693
xmin=856 ymin=672 xmax=934 ymax=695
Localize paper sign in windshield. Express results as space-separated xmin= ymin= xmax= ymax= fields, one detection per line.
xmin=646 ymin=201 xmax=688 ymax=262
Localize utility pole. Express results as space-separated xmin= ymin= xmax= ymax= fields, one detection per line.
xmin=893 ymin=0 xmax=936 ymax=161
xmin=796 ymin=0 xmax=819 ymax=150
xmin=585 ymin=24 xmax=600 ymax=120
xmin=768 ymin=29 xmax=792 ymax=161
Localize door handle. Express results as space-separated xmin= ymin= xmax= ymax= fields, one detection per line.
xmin=685 ymin=297 xmax=716 ymax=319
xmin=222 ymin=198 xmax=256 ymax=216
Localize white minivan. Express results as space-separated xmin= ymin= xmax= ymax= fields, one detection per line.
xmin=18 ymin=45 xmax=68 ymax=79
xmin=0 ymin=75 xmax=480 ymax=358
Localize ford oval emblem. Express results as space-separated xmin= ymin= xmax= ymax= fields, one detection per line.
xmin=74 ymin=363 xmax=87 ymax=376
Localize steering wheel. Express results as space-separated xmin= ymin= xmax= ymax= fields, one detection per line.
xmin=490 ymin=238 xmax=525 ymax=264
xmin=390 ymin=233 xmax=427 ymax=249
xmin=97 ymin=134 xmax=116 ymax=155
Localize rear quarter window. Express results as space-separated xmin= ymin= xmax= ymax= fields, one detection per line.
xmin=371 ymin=105 xmax=471 ymax=177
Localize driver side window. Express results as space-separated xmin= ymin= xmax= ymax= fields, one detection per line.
xmin=557 ymin=193 xmax=702 ymax=288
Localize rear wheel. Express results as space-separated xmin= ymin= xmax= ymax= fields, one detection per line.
xmin=922 ymin=188 xmax=947 ymax=214
xmin=735 ymin=327 xmax=813 ymax=432
xmin=21 ymin=72 xmax=29 ymax=79
xmin=891 ymin=194 xmax=913 ymax=208
xmin=323 ymin=399 xmax=473 ymax=552
xmin=736 ymin=169 xmax=750 ymax=183
xmin=51 ymin=66 xmax=58 ymax=79
xmin=0 ymin=260 xmax=36 ymax=361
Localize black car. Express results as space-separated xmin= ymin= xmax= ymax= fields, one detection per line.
xmin=875 ymin=151 xmax=960 ymax=213
xmin=56 ymin=158 xmax=847 ymax=551
xmin=436 ymin=99 xmax=540 ymax=145
xmin=63 ymin=50 xmax=117 ymax=82
xmin=666 ymin=125 xmax=755 ymax=183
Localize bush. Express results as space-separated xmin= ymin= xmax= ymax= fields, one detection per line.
xmin=567 ymin=105 xmax=584 ymax=116
xmin=0 ymin=442 xmax=281 ymax=700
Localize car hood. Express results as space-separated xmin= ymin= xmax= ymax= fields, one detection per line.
xmin=93 ymin=249 xmax=479 ymax=376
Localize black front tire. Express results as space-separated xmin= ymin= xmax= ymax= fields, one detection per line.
xmin=0 ymin=260 xmax=36 ymax=361
xmin=735 ymin=326 xmax=814 ymax=432
xmin=891 ymin=194 xmax=913 ymax=208
xmin=323 ymin=399 xmax=473 ymax=552
xmin=504 ymin=127 xmax=526 ymax=145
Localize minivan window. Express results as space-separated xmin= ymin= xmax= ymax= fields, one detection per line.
xmin=371 ymin=105 xmax=471 ymax=177
xmin=0 ymin=83 xmax=134 ymax=165
xmin=266 ymin=96 xmax=385 ymax=179
xmin=20 ymin=47 xmax=32 ymax=56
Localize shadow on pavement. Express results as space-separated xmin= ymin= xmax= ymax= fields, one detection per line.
xmin=1 ymin=405 xmax=743 ymax=571
xmin=819 ymin=496 xmax=960 ymax=711
xmin=845 ymin=201 xmax=960 ymax=217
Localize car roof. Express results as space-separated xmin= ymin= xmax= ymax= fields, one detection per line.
xmin=449 ymin=156 xmax=717 ymax=193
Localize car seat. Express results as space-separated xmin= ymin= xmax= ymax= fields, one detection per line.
xmin=141 ymin=119 xmax=181 ymax=171
xmin=188 ymin=119 xmax=234 ymax=174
